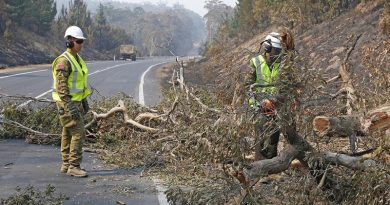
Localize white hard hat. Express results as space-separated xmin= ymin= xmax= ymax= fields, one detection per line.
xmin=64 ymin=26 xmax=86 ymax=39
xmin=265 ymin=32 xmax=282 ymax=48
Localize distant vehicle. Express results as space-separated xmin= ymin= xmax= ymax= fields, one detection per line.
xmin=119 ymin=44 xmax=137 ymax=61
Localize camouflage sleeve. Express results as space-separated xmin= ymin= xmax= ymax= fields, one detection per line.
xmin=244 ymin=61 xmax=257 ymax=87
xmin=54 ymin=57 xmax=72 ymax=107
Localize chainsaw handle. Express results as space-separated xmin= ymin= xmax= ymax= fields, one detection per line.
xmin=249 ymin=83 xmax=260 ymax=93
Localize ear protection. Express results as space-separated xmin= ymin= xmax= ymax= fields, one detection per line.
xmin=260 ymin=39 xmax=273 ymax=53
xmin=66 ymin=39 xmax=74 ymax=48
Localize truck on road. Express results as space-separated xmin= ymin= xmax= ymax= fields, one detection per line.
xmin=119 ymin=44 xmax=137 ymax=61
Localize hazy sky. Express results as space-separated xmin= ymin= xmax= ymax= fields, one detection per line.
xmin=113 ymin=0 xmax=237 ymax=16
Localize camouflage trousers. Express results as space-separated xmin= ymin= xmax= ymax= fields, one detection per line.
xmin=254 ymin=114 xmax=280 ymax=160
xmin=56 ymin=101 xmax=85 ymax=167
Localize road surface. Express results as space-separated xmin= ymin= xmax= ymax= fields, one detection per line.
xmin=0 ymin=58 xmax=173 ymax=204
xmin=0 ymin=58 xmax=171 ymax=106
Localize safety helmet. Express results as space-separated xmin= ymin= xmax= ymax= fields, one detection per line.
xmin=64 ymin=26 xmax=86 ymax=39
xmin=265 ymin=32 xmax=282 ymax=48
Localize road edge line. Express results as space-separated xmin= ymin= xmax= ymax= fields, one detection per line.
xmin=153 ymin=178 xmax=169 ymax=205
xmin=139 ymin=62 xmax=169 ymax=106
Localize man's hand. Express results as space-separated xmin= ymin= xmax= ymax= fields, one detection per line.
xmin=69 ymin=104 xmax=80 ymax=120
xmin=82 ymin=99 xmax=89 ymax=114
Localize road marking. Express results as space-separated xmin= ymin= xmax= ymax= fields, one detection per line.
xmin=138 ymin=62 xmax=168 ymax=105
xmin=0 ymin=62 xmax=98 ymax=80
xmin=88 ymin=62 xmax=136 ymax=76
xmin=153 ymin=178 xmax=169 ymax=205
xmin=16 ymin=62 xmax=134 ymax=108
xmin=17 ymin=89 xmax=53 ymax=108
xmin=0 ymin=69 xmax=47 ymax=79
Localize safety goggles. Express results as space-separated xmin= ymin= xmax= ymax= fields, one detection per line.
xmin=75 ymin=39 xmax=84 ymax=44
xmin=272 ymin=47 xmax=282 ymax=55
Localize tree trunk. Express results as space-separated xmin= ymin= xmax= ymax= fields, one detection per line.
xmin=313 ymin=104 xmax=390 ymax=138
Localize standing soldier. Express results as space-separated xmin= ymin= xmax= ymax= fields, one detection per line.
xmin=52 ymin=26 xmax=91 ymax=177
xmin=246 ymin=29 xmax=295 ymax=160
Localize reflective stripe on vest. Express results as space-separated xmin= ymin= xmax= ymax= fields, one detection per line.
xmin=253 ymin=56 xmax=264 ymax=86
xmin=63 ymin=52 xmax=84 ymax=94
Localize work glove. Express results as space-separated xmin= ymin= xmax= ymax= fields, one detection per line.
xmin=81 ymin=99 xmax=89 ymax=115
xmin=69 ymin=103 xmax=80 ymax=120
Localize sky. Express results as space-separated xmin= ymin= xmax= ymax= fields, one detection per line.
xmin=113 ymin=0 xmax=237 ymax=16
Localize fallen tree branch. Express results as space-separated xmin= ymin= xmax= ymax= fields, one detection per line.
xmin=323 ymin=151 xmax=378 ymax=170
xmin=326 ymin=75 xmax=341 ymax=84
xmin=3 ymin=119 xmax=59 ymax=137
xmin=0 ymin=93 xmax=54 ymax=103
xmin=85 ymin=100 xmax=159 ymax=133
xmin=135 ymin=112 xmax=161 ymax=122
xmin=178 ymin=80 xmax=222 ymax=114
xmin=135 ymin=96 xmax=179 ymax=123
xmin=244 ymin=145 xmax=300 ymax=180
xmin=338 ymin=34 xmax=362 ymax=114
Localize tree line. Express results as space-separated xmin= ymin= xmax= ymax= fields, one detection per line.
xmin=102 ymin=3 xmax=206 ymax=56
xmin=54 ymin=0 xmax=131 ymax=51
xmin=0 ymin=0 xmax=130 ymax=53
xmin=0 ymin=0 xmax=206 ymax=57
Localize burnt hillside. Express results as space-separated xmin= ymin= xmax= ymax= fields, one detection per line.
xmin=187 ymin=1 xmax=389 ymax=109
xmin=0 ymin=27 xmax=105 ymax=67
xmin=171 ymin=2 xmax=389 ymax=203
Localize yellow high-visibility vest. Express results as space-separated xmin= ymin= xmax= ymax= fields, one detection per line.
xmin=52 ymin=51 xmax=91 ymax=102
xmin=250 ymin=55 xmax=280 ymax=94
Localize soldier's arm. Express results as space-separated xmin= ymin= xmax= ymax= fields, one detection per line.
xmin=54 ymin=57 xmax=72 ymax=106
xmin=244 ymin=61 xmax=257 ymax=87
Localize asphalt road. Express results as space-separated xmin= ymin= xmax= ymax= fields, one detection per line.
xmin=0 ymin=140 xmax=159 ymax=205
xmin=0 ymin=57 xmax=172 ymax=106
xmin=0 ymin=58 xmax=173 ymax=204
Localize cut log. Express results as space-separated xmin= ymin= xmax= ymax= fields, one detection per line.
xmin=313 ymin=104 xmax=390 ymax=138
xmin=363 ymin=105 xmax=390 ymax=133
xmin=313 ymin=115 xmax=363 ymax=138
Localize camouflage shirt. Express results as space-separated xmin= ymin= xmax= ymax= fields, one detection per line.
xmin=244 ymin=59 xmax=258 ymax=87
xmin=53 ymin=55 xmax=72 ymax=104
xmin=53 ymin=49 xmax=88 ymax=112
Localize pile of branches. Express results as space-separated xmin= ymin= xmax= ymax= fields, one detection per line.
xmin=0 ymin=88 xmax=258 ymax=203
xmin=0 ymin=185 xmax=67 ymax=205
xmin=1 ymin=37 xmax=389 ymax=203
xmin=0 ymin=96 xmax=61 ymax=144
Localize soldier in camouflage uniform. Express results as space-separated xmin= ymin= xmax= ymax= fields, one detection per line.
xmin=52 ymin=26 xmax=91 ymax=177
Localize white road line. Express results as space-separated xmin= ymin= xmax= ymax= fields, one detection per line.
xmin=138 ymin=62 xmax=168 ymax=105
xmin=153 ymin=178 xmax=169 ymax=205
xmin=16 ymin=62 xmax=134 ymax=108
xmin=17 ymin=89 xmax=53 ymax=108
xmin=0 ymin=62 xmax=97 ymax=80
xmin=88 ymin=62 xmax=135 ymax=76
xmin=0 ymin=69 xmax=47 ymax=79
